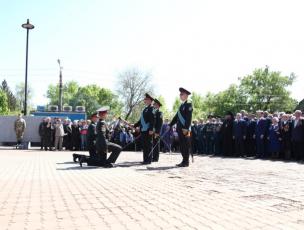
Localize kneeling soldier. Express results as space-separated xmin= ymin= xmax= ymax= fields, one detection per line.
xmin=80 ymin=106 xmax=122 ymax=168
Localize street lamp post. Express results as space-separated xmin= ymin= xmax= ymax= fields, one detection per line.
xmin=21 ymin=19 xmax=34 ymax=116
xmin=57 ymin=59 xmax=63 ymax=112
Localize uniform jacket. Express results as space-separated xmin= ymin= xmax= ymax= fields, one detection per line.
xmin=170 ymin=100 xmax=193 ymax=131
xmin=96 ymin=119 xmax=109 ymax=152
xmin=154 ymin=109 xmax=163 ymax=134
xmin=291 ymin=118 xmax=304 ymax=142
xmin=134 ymin=105 xmax=155 ymax=132
xmin=87 ymin=121 xmax=97 ymax=146
xmin=255 ymin=118 xmax=268 ymax=137
xmin=233 ymin=119 xmax=247 ymax=139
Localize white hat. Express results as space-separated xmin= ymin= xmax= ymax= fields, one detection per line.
xmin=97 ymin=106 xmax=110 ymax=113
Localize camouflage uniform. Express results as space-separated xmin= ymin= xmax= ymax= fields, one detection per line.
xmin=14 ymin=117 xmax=26 ymax=145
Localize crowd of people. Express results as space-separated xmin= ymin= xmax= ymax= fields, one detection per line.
xmin=191 ymin=110 xmax=304 ymax=162
xmin=37 ymin=109 xmax=304 ymax=163
xmin=38 ymin=117 xmax=139 ymax=152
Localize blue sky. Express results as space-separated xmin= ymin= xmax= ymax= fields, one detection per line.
xmin=1 ymin=0 xmax=303 ymax=109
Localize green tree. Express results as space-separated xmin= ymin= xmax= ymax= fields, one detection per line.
xmin=46 ymin=81 xmax=122 ymax=116
xmin=239 ymin=66 xmax=297 ymax=112
xmin=172 ymin=97 xmax=180 ymax=112
xmin=211 ymin=84 xmax=248 ymax=116
xmin=155 ymin=95 xmax=171 ymax=119
xmin=46 ymin=81 xmax=79 ymax=106
xmin=1 ymin=80 xmax=17 ymax=111
xmin=0 ymin=89 xmax=9 ymax=115
xmin=15 ymin=83 xmax=33 ymax=112
xmin=191 ymin=92 xmax=207 ymax=120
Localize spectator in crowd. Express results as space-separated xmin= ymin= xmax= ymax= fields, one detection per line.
xmin=38 ymin=118 xmax=46 ymax=150
xmin=80 ymin=120 xmax=89 ymax=151
xmin=221 ymin=112 xmax=234 ymax=156
xmin=280 ymin=113 xmax=292 ymax=160
xmin=246 ymin=114 xmax=257 ymax=157
xmin=171 ymin=126 xmax=179 ymax=152
xmin=160 ymin=118 xmax=172 ymax=153
xmin=42 ymin=117 xmax=53 ymax=151
xmin=119 ymin=128 xmax=127 ymax=147
xmin=191 ymin=120 xmax=199 ymax=154
xmin=255 ymin=110 xmax=268 ymax=158
xmin=267 ymin=117 xmax=281 ymax=159
xmin=197 ymin=118 xmax=205 ymax=154
xmin=233 ymin=113 xmax=247 ymax=157
xmin=54 ymin=118 xmax=65 ymax=151
xmin=63 ymin=119 xmax=72 ymax=150
xmin=72 ymin=121 xmax=80 ymax=151
xmin=291 ymin=110 xmax=304 ymax=161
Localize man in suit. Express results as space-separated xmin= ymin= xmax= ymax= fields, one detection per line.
xmin=168 ymin=87 xmax=193 ymax=167
xmin=134 ymin=93 xmax=155 ymax=164
xmin=254 ymin=110 xmax=268 ymax=158
xmin=245 ymin=114 xmax=257 ymax=157
xmin=152 ymin=98 xmax=163 ymax=162
xmin=280 ymin=113 xmax=292 ymax=160
xmin=291 ymin=110 xmax=304 ymax=161
xmin=233 ymin=113 xmax=247 ymax=157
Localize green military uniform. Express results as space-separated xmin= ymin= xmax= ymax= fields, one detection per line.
xmin=14 ymin=116 xmax=26 ymax=145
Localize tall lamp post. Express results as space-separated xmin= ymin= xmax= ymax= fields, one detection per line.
xmin=57 ymin=59 xmax=63 ymax=112
xmin=21 ymin=19 xmax=34 ymax=116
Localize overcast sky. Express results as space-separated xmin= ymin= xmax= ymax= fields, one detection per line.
xmin=0 ymin=0 xmax=303 ymax=109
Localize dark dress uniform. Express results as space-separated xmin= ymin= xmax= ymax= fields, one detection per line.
xmin=87 ymin=121 xmax=97 ymax=159
xmin=134 ymin=104 xmax=155 ymax=164
xmin=169 ymin=99 xmax=193 ymax=166
xmin=152 ymin=108 xmax=163 ymax=162
xmin=93 ymin=119 xmax=122 ymax=166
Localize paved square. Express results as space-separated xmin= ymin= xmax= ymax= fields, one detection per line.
xmin=0 ymin=148 xmax=304 ymax=230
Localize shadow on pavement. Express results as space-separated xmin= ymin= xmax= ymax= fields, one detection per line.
xmin=116 ymin=161 xmax=143 ymax=168
xmin=136 ymin=165 xmax=178 ymax=171
xmin=56 ymin=161 xmax=78 ymax=165
xmin=56 ymin=166 xmax=101 ymax=170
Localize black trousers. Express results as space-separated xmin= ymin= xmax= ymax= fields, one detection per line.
xmin=177 ymin=129 xmax=190 ymax=163
xmin=152 ymin=136 xmax=160 ymax=162
xmin=292 ymin=141 xmax=304 ymax=160
xmin=90 ymin=142 xmax=122 ymax=166
xmin=234 ymin=138 xmax=245 ymax=157
xmin=141 ymin=132 xmax=153 ymax=163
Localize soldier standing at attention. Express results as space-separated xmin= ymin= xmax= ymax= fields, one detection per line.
xmin=152 ymin=98 xmax=163 ymax=162
xmin=14 ymin=114 xmax=26 ymax=148
xmin=134 ymin=93 xmax=155 ymax=164
xmin=168 ymin=88 xmax=193 ymax=167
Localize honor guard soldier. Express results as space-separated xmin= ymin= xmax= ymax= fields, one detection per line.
xmin=73 ymin=113 xmax=98 ymax=162
xmin=152 ymin=98 xmax=163 ymax=162
xmin=169 ymin=87 xmax=193 ymax=167
xmin=134 ymin=93 xmax=155 ymax=164
xmin=80 ymin=106 xmax=122 ymax=167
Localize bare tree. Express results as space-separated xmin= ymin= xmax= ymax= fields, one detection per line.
xmin=116 ymin=68 xmax=153 ymax=121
